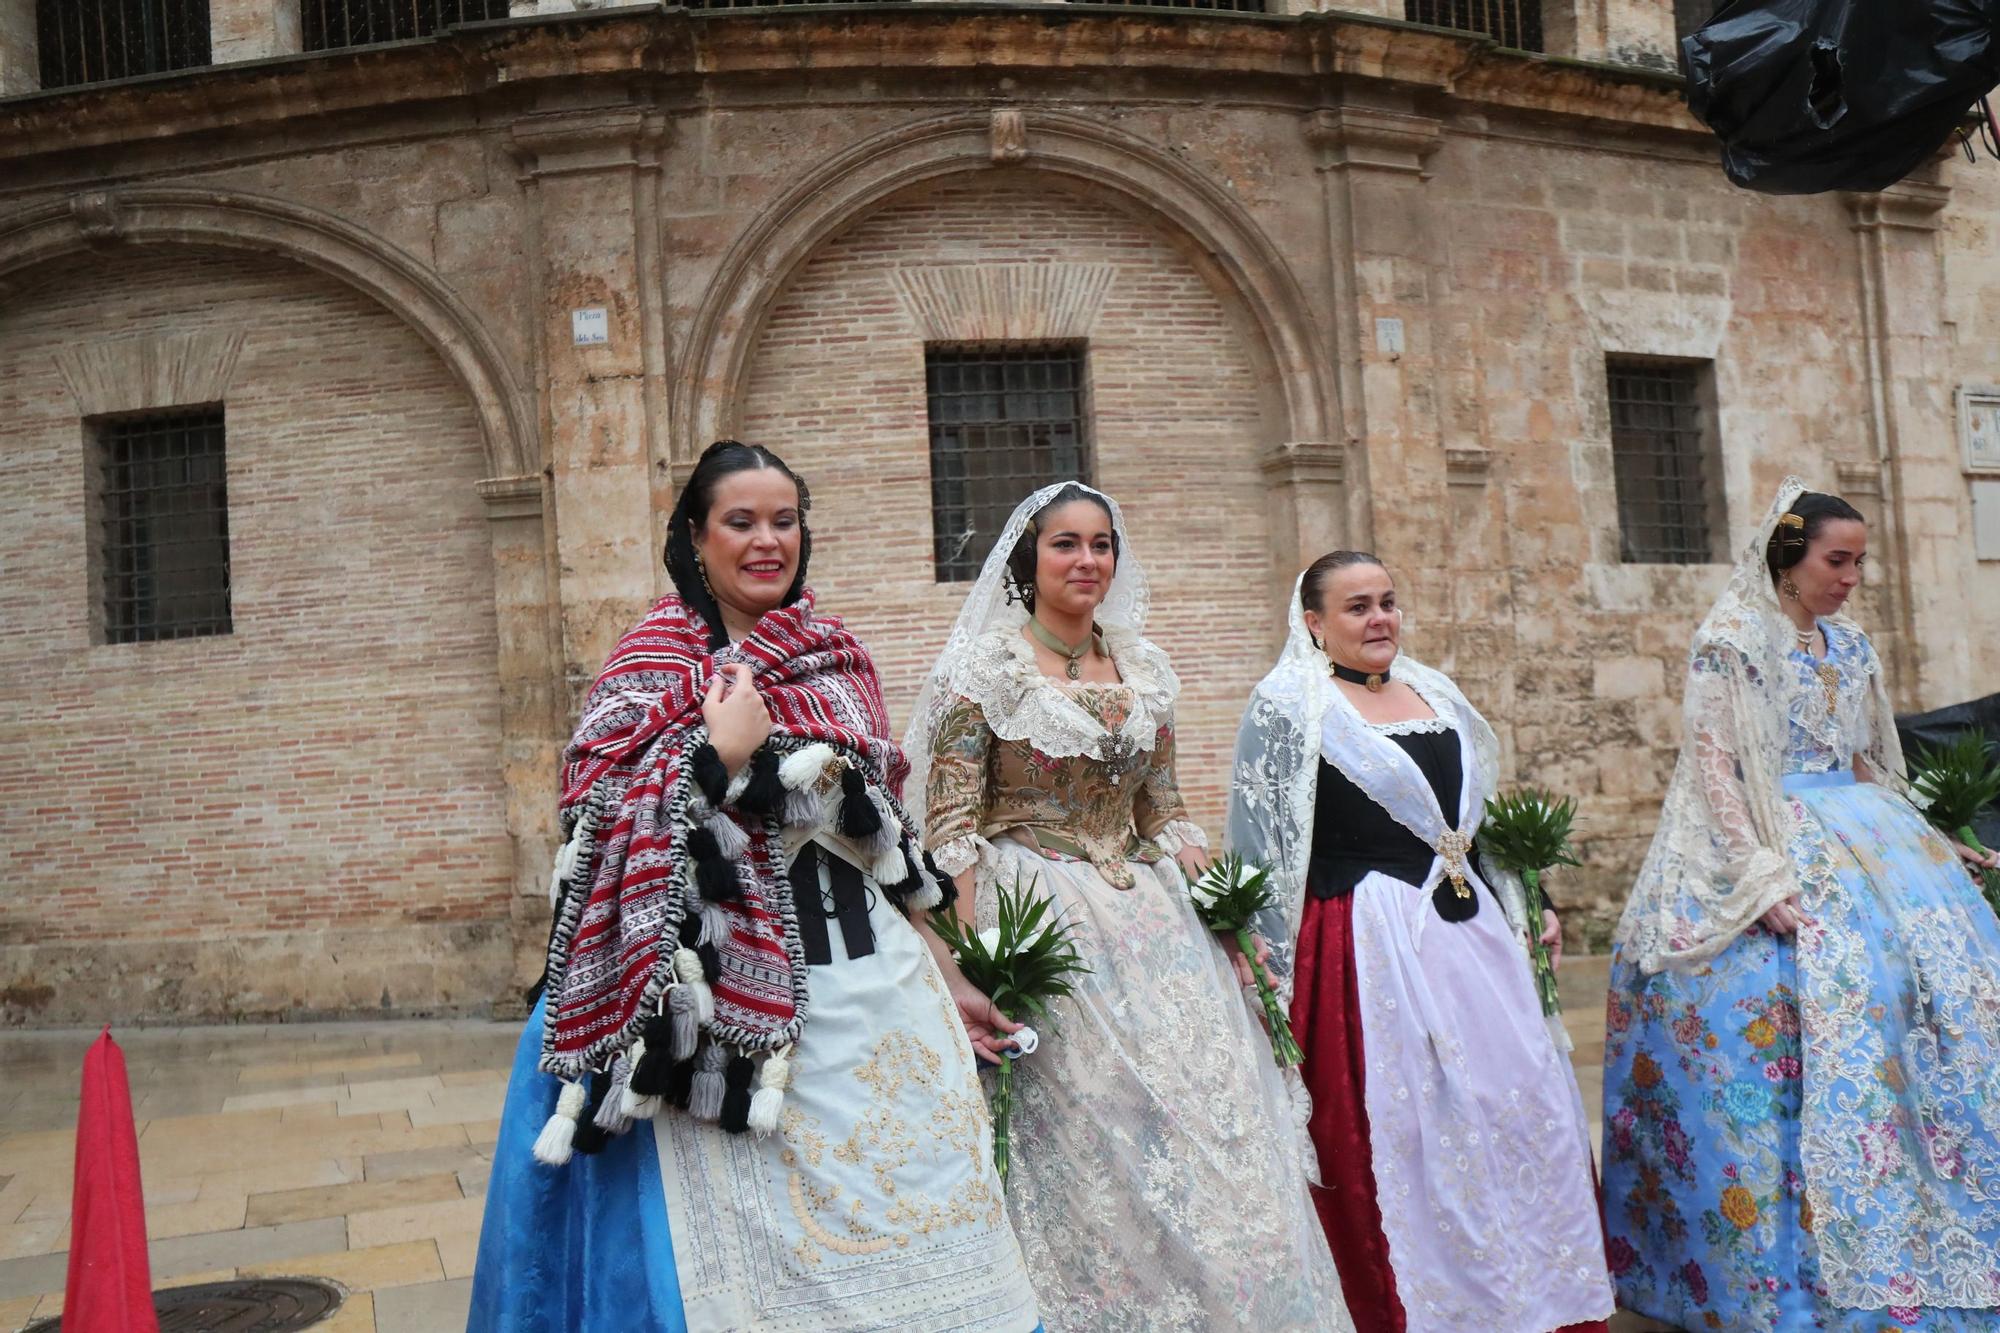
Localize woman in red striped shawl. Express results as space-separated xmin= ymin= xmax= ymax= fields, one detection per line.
xmin=470 ymin=441 xmax=1039 ymax=1333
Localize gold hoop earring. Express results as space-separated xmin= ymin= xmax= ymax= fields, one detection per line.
xmin=1781 ymin=575 xmax=1801 ymax=601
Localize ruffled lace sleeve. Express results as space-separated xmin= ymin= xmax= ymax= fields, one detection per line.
xmin=923 ymin=693 xmax=996 ymax=877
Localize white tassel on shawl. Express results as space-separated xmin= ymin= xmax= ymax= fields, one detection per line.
xmin=780 ymin=744 xmax=836 ymax=792
xmin=865 ymin=791 xmax=901 ymax=855
xmin=533 ymin=1080 xmax=589 ymax=1166
xmin=547 ymin=825 xmax=585 ymax=907
xmin=906 ymin=862 xmax=943 ymax=911
xmin=620 ymin=1039 xmax=663 ymax=1119
xmin=675 ymin=947 xmax=715 ymax=1026
xmin=748 ymin=1046 xmax=791 ymax=1135
xmin=872 ymin=842 xmax=909 ymax=888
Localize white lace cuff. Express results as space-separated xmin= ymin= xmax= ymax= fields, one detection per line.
xmin=1154 ymin=820 xmax=1210 ymax=855
xmin=928 ymin=834 xmax=990 ymax=879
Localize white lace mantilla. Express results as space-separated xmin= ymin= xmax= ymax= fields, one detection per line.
xmin=952 ymin=624 xmax=1179 ymax=764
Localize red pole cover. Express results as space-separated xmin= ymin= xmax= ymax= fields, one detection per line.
xmin=62 ymin=1028 xmax=157 ymax=1332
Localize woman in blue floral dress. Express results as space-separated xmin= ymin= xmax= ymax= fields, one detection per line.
xmin=1603 ymin=479 xmax=2000 ymax=1332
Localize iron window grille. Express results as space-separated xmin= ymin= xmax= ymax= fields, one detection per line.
xmin=1403 ymin=0 xmax=1542 ymax=52
xmin=94 ymin=406 xmax=233 ymax=644
xmin=1607 ymin=358 xmax=1720 ymax=565
xmin=301 ymin=0 xmax=509 ymax=51
xmin=35 ymin=0 xmax=211 ymax=90
xmin=927 ymin=347 xmax=1092 ymax=584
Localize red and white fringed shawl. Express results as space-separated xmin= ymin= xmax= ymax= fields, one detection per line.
xmin=538 ymin=592 xmax=940 ymax=1091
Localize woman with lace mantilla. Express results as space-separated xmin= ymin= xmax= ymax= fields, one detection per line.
xmin=908 ymin=482 xmax=1351 ymax=1332
xmin=1603 ymin=483 xmax=2000 ymax=1332
xmin=1226 ymin=550 xmax=1613 ymax=1333
xmin=470 ymin=442 xmax=1038 ymax=1333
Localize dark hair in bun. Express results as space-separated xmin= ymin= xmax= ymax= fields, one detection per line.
xmin=1299 ymin=550 xmax=1387 ymax=614
xmin=1765 ymin=491 xmax=1864 ymax=576
xmin=1004 ymin=483 xmax=1118 ymax=611
xmin=665 ymin=440 xmax=812 ymax=649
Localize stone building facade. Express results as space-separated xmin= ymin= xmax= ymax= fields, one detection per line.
xmin=2 ymin=0 xmax=1995 ymax=1023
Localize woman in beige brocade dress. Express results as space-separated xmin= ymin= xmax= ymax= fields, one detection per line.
xmin=906 ymin=482 xmax=1350 ymax=1333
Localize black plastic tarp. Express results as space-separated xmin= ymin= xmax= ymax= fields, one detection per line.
xmin=1897 ymin=691 xmax=2000 ymax=848
xmin=1683 ymin=0 xmax=2000 ymax=194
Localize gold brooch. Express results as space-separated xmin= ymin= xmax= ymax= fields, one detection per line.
xmin=1436 ymin=829 xmax=1473 ymax=899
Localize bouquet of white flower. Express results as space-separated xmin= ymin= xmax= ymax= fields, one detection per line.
xmin=1189 ymin=853 xmax=1304 ymax=1068
xmin=928 ymin=872 xmax=1088 ymax=1184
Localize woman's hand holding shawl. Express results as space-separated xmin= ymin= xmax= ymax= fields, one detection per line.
xmin=701 ymin=663 xmax=772 ymax=774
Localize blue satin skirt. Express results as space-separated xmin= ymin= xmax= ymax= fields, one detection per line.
xmin=465 ymin=998 xmax=686 ymax=1332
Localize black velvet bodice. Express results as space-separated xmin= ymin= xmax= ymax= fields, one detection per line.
xmin=1305 ymin=727 xmax=1462 ymax=900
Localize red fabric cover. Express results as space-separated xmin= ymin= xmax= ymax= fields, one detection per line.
xmin=63 ymin=1028 xmax=156 ymax=1333
xmin=1292 ymin=896 xmax=1610 ymax=1333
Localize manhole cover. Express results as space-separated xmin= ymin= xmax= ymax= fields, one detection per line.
xmin=25 ymin=1277 xmax=343 ymax=1333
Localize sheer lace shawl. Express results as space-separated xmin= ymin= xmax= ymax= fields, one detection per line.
xmin=1611 ymin=476 xmax=1909 ymax=975
xmin=1226 ymin=579 xmax=1531 ymax=1005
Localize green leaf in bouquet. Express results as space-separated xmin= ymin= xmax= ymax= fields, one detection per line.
xmin=1190 ymin=851 xmax=1281 ymax=932
xmin=928 ymin=870 xmax=1090 ymax=1021
xmin=1910 ymin=731 xmax=2000 ymax=911
xmin=1911 ymin=733 xmax=2000 ymax=836
xmin=1479 ymin=788 xmax=1583 ymax=875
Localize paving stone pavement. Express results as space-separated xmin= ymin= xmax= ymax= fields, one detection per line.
xmin=0 ymin=963 xmax=1675 ymax=1332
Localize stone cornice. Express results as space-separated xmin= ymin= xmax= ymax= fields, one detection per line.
xmin=1260 ymin=439 xmax=1346 ymax=486
xmin=1845 ymin=177 xmax=1953 ymax=234
xmin=508 ymin=106 xmax=670 ymax=179
xmin=1303 ymin=103 xmax=1443 ymax=175
xmin=0 ymin=7 xmax=1709 ymax=167
xmin=477 ymin=473 xmax=547 ymax=520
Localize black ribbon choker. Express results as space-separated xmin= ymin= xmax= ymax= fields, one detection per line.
xmin=1329 ymin=661 xmax=1392 ymax=692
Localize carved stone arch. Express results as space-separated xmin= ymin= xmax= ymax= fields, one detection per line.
xmin=674 ymin=110 xmax=1333 ymax=465
xmin=0 ymin=187 xmax=534 ymax=482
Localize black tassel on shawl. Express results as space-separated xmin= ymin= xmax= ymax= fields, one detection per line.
xmin=626 ymin=1014 xmax=678 ymax=1097
xmin=687 ymin=826 xmax=741 ymax=902
xmin=924 ymin=851 xmax=959 ymax=913
xmin=836 ymin=766 xmax=881 ymax=840
xmin=666 ymin=1057 xmax=696 ymax=1110
xmin=691 ymin=742 xmax=729 ymax=807
xmin=719 ymin=1055 xmax=756 ymax=1134
xmin=571 ymin=1070 xmax=614 ymax=1155
xmin=735 ymin=747 xmax=785 ymax=816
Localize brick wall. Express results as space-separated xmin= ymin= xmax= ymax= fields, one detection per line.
xmin=737 ymin=175 xmax=1280 ymax=832
xmin=0 ymin=247 xmax=512 ymax=1023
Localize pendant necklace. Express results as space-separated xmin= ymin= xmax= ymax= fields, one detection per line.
xmin=1795 ymin=620 xmax=1839 ymax=710
xmin=1027 ymin=616 xmax=1099 ymax=681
